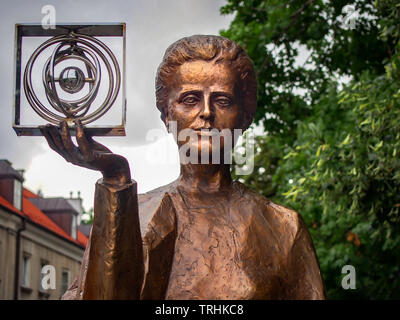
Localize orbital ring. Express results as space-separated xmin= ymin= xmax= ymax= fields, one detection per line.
xmin=23 ymin=32 xmax=120 ymax=125
xmin=43 ymin=50 xmax=101 ymax=116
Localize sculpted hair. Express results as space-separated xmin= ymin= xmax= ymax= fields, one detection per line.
xmin=155 ymin=35 xmax=257 ymax=130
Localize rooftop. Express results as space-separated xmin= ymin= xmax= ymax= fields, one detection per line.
xmin=29 ymin=197 xmax=79 ymax=214
xmin=0 ymin=188 xmax=88 ymax=248
xmin=0 ymin=159 xmax=24 ymax=181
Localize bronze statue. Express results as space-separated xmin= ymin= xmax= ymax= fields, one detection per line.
xmin=40 ymin=35 xmax=326 ymax=300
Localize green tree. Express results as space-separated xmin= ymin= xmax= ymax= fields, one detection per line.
xmin=222 ymin=0 xmax=398 ymax=199
xmin=280 ymin=66 xmax=400 ymax=299
xmin=221 ymin=0 xmax=395 ymax=140
xmin=223 ymin=0 xmax=400 ymax=299
xmin=81 ymin=207 xmax=94 ymax=225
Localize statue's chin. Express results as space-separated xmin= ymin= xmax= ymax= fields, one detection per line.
xmin=178 ymin=141 xmax=232 ymax=165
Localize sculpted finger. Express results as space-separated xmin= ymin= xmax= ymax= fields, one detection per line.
xmin=74 ymin=121 xmax=111 ymax=153
xmin=47 ymin=125 xmax=70 ymax=159
xmin=61 ymin=121 xmax=81 ymax=162
xmin=40 ymin=125 xmax=58 ymax=151
xmin=75 ymin=120 xmax=91 ymax=159
xmin=40 ymin=125 xmax=68 ymax=159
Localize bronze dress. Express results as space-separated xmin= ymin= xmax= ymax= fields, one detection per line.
xmin=62 ymin=179 xmax=326 ymax=300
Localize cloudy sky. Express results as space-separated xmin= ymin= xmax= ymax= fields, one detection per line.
xmin=0 ymin=0 xmax=234 ymax=210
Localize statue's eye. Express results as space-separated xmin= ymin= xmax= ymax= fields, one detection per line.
xmin=215 ymin=96 xmax=232 ymax=107
xmin=182 ymin=95 xmax=199 ymax=106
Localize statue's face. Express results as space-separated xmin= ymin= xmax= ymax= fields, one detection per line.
xmin=166 ymin=60 xmax=244 ymax=161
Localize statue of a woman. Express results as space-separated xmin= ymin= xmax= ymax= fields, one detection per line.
xmin=41 ymin=35 xmax=326 ymax=300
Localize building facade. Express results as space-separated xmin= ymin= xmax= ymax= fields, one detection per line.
xmin=0 ymin=160 xmax=88 ymax=299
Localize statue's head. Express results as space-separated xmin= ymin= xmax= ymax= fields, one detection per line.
xmin=155 ymin=35 xmax=257 ymax=160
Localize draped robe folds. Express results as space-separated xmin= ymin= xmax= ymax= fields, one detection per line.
xmin=62 ymin=179 xmax=326 ymax=300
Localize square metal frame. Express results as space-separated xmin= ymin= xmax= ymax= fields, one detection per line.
xmin=13 ymin=23 xmax=126 ymax=136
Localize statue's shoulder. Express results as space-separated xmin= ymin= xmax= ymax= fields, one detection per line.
xmin=232 ymin=181 xmax=303 ymax=244
xmin=137 ymin=180 xmax=178 ymax=236
xmin=138 ymin=180 xmax=178 ymax=205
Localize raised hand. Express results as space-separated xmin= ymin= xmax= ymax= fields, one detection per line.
xmin=40 ymin=120 xmax=131 ymax=186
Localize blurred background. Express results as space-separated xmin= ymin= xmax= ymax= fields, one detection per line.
xmin=1 ymin=0 xmax=399 ymax=300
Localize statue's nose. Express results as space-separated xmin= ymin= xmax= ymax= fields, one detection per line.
xmin=199 ymin=99 xmax=213 ymax=121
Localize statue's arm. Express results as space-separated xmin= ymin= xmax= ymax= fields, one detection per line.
xmin=62 ymin=179 xmax=144 ymax=299
xmin=285 ymin=214 xmax=327 ymax=300
xmin=39 ymin=121 xmax=144 ymax=299
xmin=84 ymin=179 xmax=144 ymax=299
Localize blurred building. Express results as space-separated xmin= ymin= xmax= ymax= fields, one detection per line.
xmin=0 ymin=159 xmax=88 ymax=300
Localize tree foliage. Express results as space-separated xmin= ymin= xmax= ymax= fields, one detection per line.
xmin=221 ymin=0 xmax=395 ymax=141
xmin=223 ymin=0 xmax=400 ymax=299
xmin=280 ymin=67 xmax=400 ymax=299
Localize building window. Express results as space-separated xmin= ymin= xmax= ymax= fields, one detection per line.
xmin=13 ymin=180 xmax=22 ymax=210
xmin=21 ymin=253 xmax=30 ymax=288
xmin=61 ymin=268 xmax=70 ymax=295
xmin=71 ymin=215 xmax=77 ymax=239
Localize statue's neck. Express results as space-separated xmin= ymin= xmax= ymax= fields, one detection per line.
xmin=177 ymin=163 xmax=232 ymax=195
